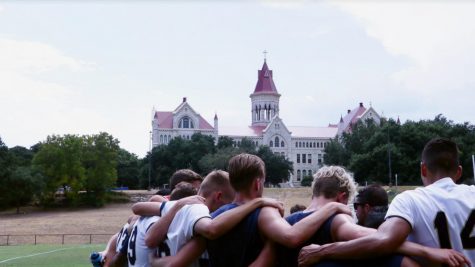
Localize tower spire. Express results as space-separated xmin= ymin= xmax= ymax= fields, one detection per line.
xmin=263 ymin=50 xmax=268 ymax=62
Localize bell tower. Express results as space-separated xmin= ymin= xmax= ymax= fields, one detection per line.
xmin=250 ymin=58 xmax=281 ymax=127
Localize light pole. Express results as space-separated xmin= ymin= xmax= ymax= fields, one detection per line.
xmin=387 ymin=125 xmax=392 ymax=186
xmin=472 ymin=154 xmax=475 ymax=184
xmin=148 ymin=130 xmax=152 ymax=190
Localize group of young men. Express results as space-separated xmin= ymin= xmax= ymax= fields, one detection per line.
xmin=92 ymin=137 xmax=474 ymax=267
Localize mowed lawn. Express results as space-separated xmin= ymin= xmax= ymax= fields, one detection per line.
xmin=0 ymin=244 xmax=103 ymax=267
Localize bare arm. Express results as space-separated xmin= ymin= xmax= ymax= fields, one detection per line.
xmin=145 ymin=196 xmax=205 ymax=248
xmin=332 ymin=215 xmax=471 ymax=267
xmin=132 ymin=202 xmax=162 ymax=216
xmin=150 ymin=237 xmax=206 ymax=267
xmin=259 ymin=202 xmax=351 ymax=248
xmin=194 ymin=197 xmax=284 ymax=240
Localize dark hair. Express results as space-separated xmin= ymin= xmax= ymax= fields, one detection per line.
xmin=422 ymin=138 xmax=459 ymax=176
xmin=169 ymin=182 xmax=197 ymax=200
xmin=169 ymin=169 xmax=203 ymax=190
xmin=290 ymin=204 xmax=306 ymax=214
xmin=228 ymin=153 xmax=265 ymax=192
xmin=199 ymin=170 xmax=235 ymax=201
xmin=356 ymin=184 xmax=388 ymax=207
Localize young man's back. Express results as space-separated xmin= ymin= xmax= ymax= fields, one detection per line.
xmin=207 ymin=203 xmax=264 ymax=267
xmin=387 ymin=178 xmax=475 ymax=263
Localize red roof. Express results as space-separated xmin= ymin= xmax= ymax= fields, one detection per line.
xmin=154 ymin=111 xmax=214 ymax=130
xmin=338 ymin=103 xmax=367 ymax=134
xmin=253 ymin=61 xmax=278 ymax=94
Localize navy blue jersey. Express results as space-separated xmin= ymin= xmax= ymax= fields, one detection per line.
xmin=207 ymin=203 xmax=264 ymax=267
xmin=278 ymin=210 xmax=404 ymax=267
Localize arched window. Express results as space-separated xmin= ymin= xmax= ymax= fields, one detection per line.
xmin=303 ymin=170 xmax=307 ymax=177
xmin=313 ymin=142 xmax=316 ymax=148
xmin=168 ymin=135 xmax=171 ymax=143
xmin=306 ymin=142 xmax=309 ymax=148
xmin=270 ymin=141 xmax=273 ymax=147
xmin=299 ymin=142 xmax=302 ymax=147
xmin=308 ymin=170 xmax=312 ymax=175
xmin=281 ymin=141 xmax=285 ymax=147
xmin=275 ymin=137 xmax=280 ymax=147
xmin=160 ymin=135 xmax=163 ymax=143
xmin=179 ymin=116 xmax=194 ymax=129
xmin=295 ymin=142 xmax=298 ymax=148
xmin=297 ymin=170 xmax=301 ymax=181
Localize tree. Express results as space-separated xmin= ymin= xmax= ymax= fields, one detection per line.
xmin=300 ymin=175 xmax=313 ymax=187
xmin=116 ymin=148 xmax=140 ymax=189
xmin=256 ymin=146 xmax=293 ymax=185
xmin=217 ymin=136 xmax=234 ymax=149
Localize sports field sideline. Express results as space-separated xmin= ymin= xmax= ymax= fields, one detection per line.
xmin=0 ymin=244 xmax=103 ymax=267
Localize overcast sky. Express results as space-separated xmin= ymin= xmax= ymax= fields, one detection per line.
xmin=1 ymin=1 xmax=474 ymax=157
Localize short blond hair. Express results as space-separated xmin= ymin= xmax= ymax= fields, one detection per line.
xmin=312 ymin=166 xmax=357 ymax=203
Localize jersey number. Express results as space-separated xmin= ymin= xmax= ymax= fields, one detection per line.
xmin=434 ymin=210 xmax=475 ymax=249
xmin=128 ymin=226 xmax=138 ymax=265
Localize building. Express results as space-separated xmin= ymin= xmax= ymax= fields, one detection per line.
xmin=151 ymin=60 xmax=380 ymax=185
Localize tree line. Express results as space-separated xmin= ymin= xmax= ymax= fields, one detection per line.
xmin=0 ymin=132 xmax=292 ymax=211
xmin=324 ymin=115 xmax=475 ymax=186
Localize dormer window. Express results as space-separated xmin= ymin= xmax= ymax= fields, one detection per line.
xmin=179 ymin=116 xmax=194 ymax=129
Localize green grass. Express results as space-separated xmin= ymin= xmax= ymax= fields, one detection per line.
xmin=0 ymin=244 xmax=104 ymax=267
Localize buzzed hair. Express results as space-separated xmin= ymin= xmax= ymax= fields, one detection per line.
xmin=228 ymin=153 xmax=265 ymax=192
xmin=169 ymin=169 xmax=203 ymax=190
xmin=312 ymin=166 xmax=357 ymax=203
xmin=422 ymin=138 xmax=460 ymax=176
xmin=356 ymin=184 xmax=388 ymax=207
xmin=199 ymin=170 xmax=235 ymax=201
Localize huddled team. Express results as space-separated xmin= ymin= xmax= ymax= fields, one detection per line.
xmin=91 ymin=137 xmax=474 ymax=267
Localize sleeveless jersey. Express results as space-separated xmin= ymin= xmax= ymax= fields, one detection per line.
xmin=207 ymin=203 xmax=263 ymax=267
xmin=278 ymin=210 xmax=404 ymax=267
xmin=127 ymin=216 xmax=159 ymax=267
xmin=116 ymin=222 xmax=130 ymax=254
xmin=386 ymin=178 xmax=475 ymax=264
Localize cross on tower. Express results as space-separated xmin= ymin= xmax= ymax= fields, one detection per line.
xmin=263 ymin=50 xmax=268 ymax=62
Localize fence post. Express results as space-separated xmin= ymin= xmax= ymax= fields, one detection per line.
xmin=90 ymin=235 xmax=92 ymax=244
xmin=7 ymin=235 xmax=9 ymax=246
xmin=62 ymin=235 xmax=64 ymax=245
xmin=35 ymin=235 xmax=37 ymax=245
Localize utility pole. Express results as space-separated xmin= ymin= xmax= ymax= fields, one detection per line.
xmin=472 ymin=154 xmax=475 ymax=184
xmin=148 ymin=130 xmax=152 ymax=190
xmin=387 ymin=125 xmax=392 ymax=186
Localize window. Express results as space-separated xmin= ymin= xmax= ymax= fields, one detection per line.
xmin=297 ymin=170 xmax=301 ymax=181
xmin=281 ymin=152 xmax=285 ymax=157
xmin=310 ymin=142 xmax=313 ymax=148
xmin=308 ymin=170 xmax=312 ymax=176
xmin=275 ymin=137 xmax=280 ymax=147
xmin=299 ymin=142 xmax=302 ymax=147
xmin=297 ymin=154 xmax=300 ymax=163
xmin=302 ymin=154 xmax=306 ymax=164
xmin=281 ymin=141 xmax=285 ymax=147
xmin=303 ymin=170 xmax=307 ymax=177
xmin=295 ymin=142 xmax=298 ymax=148
xmin=318 ymin=154 xmax=322 ymax=164
xmin=160 ymin=135 xmax=163 ymax=143
xmin=270 ymin=141 xmax=273 ymax=147
xmin=306 ymin=142 xmax=309 ymax=148
xmin=313 ymin=142 xmax=316 ymax=147
xmin=179 ymin=116 xmax=194 ymax=129
xmin=308 ymin=154 xmax=312 ymax=164
xmin=168 ymin=135 xmax=171 ymax=143
xmin=317 ymin=142 xmax=320 ymax=148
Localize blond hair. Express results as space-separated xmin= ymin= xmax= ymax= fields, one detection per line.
xmin=312 ymin=166 xmax=357 ymax=203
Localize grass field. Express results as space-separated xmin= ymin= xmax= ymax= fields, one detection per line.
xmin=0 ymin=244 xmax=104 ymax=267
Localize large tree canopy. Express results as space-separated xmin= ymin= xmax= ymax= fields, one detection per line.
xmin=324 ymin=115 xmax=475 ymax=185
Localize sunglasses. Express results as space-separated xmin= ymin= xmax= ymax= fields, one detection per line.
xmin=353 ymin=203 xmax=363 ymax=209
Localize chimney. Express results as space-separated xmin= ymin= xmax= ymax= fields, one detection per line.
xmin=347 ymin=109 xmax=351 ymax=114
xmin=359 ymin=102 xmax=363 ymax=107
xmin=183 ymin=97 xmax=187 ymax=103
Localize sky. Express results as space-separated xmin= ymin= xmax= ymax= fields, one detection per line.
xmin=1 ymin=1 xmax=474 ymax=157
